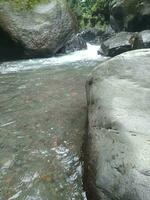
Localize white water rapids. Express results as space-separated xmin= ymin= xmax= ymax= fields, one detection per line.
xmin=0 ymin=43 xmax=107 ymax=74
xmin=0 ymin=42 xmax=108 ymax=200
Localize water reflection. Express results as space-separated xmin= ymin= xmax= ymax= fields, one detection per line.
xmin=0 ymin=47 xmax=106 ymax=199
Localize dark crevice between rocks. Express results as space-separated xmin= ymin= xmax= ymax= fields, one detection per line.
xmin=0 ymin=27 xmax=56 ymax=62
xmin=82 ymin=84 xmax=98 ymax=200
xmin=81 ymin=81 xmax=90 ymax=199
xmin=0 ymin=26 xmax=76 ymax=61
xmin=82 ymin=106 xmax=91 ymax=200
xmin=0 ymin=26 xmax=25 ymax=62
xmin=82 ymin=124 xmax=100 ymax=200
xmin=127 ymin=15 xmax=150 ymax=32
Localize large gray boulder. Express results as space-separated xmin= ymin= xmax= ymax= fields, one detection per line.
xmin=110 ymin=0 xmax=150 ymax=32
xmin=85 ymin=49 xmax=150 ymax=200
xmin=99 ymin=32 xmax=142 ymax=57
xmin=139 ymin=30 xmax=150 ymax=48
xmin=0 ymin=0 xmax=76 ymax=59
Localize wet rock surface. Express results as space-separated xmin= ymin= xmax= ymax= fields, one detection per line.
xmin=79 ymin=28 xmax=106 ymax=45
xmin=85 ymin=49 xmax=150 ymax=200
xmin=79 ymin=28 xmax=102 ymax=44
xmin=59 ymin=34 xmax=87 ymax=54
xmin=0 ymin=0 xmax=76 ymax=59
xmin=110 ymin=0 xmax=150 ymax=32
xmin=79 ymin=28 xmax=114 ymax=46
xmin=99 ymin=32 xmax=141 ymax=57
xmin=98 ymin=30 xmax=150 ymax=57
xmin=139 ymin=30 xmax=150 ymax=48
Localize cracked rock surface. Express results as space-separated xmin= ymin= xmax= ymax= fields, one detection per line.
xmin=85 ymin=49 xmax=150 ymax=200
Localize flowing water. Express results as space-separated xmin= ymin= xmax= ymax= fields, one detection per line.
xmin=0 ymin=44 xmax=107 ymax=200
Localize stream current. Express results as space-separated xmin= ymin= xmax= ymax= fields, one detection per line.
xmin=0 ymin=44 xmax=107 ymax=200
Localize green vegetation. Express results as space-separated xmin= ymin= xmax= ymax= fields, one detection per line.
xmin=67 ymin=0 xmax=110 ymax=29
xmin=0 ymin=0 xmax=48 ymax=10
xmin=0 ymin=0 xmax=110 ymax=28
xmin=123 ymin=0 xmax=143 ymax=14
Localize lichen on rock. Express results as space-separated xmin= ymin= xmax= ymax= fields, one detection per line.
xmin=0 ymin=0 xmax=77 ymax=59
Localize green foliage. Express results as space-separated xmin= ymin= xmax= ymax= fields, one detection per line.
xmin=67 ymin=0 xmax=110 ymax=29
xmin=0 ymin=0 xmax=49 ymax=10
xmin=123 ymin=0 xmax=144 ymax=14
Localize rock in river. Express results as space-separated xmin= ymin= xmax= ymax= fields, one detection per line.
xmin=59 ymin=33 xmax=87 ymax=54
xmin=85 ymin=49 xmax=150 ymax=200
xmin=0 ymin=0 xmax=76 ymax=59
xmin=99 ymin=32 xmax=142 ymax=57
xmin=139 ymin=30 xmax=150 ymax=48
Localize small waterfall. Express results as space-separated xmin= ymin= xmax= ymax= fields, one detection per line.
xmin=0 ymin=43 xmax=107 ymax=74
xmin=51 ymin=43 xmax=102 ymax=63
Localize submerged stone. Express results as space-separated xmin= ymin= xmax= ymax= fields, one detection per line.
xmin=0 ymin=54 xmax=105 ymax=199
xmin=139 ymin=30 xmax=150 ymax=48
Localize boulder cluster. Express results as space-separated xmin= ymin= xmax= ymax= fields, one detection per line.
xmin=99 ymin=30 xmax=150 ymax=57
xmin=0 ymin=1 xmax=150 ymax=199
xmin=97 ymin=0 xmax=150 ymax=57
xmin=84 ymin=1 xmax=150 ymax=199
xmin=85 ymin=48 xmax=150 ymax=200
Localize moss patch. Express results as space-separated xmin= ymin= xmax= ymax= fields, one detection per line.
xmin=0 ymin=0 xmax=49 ymax=10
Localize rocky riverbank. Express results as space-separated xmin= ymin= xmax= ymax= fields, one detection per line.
xmin=0 ymin=1 xmax=150 ymax=200
xmin=85 ymin=49 xmax=150 ymax=200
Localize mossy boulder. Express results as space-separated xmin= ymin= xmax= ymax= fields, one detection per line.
xmin=110 ymin=0 xmax=150 ymax=32
xmin=0 ymin=0 xmax=77 ymax=59
xmin=99 ymin=32 xmax=143 ymax=57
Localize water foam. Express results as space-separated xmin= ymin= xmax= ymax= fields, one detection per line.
xmin=0 ymin=43 xmax=106 ymax=74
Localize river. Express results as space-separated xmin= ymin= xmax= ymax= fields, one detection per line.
xmin=0 ymin=44 xmax=107 ymax=200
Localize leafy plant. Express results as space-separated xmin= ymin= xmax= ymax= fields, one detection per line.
xmin=67 ymin=0 xmax=110 ymax=29
xmin=0 ymin=0 xmax=49 ymax=10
